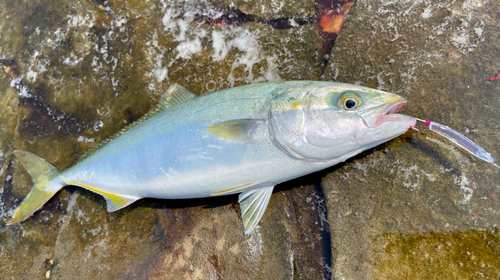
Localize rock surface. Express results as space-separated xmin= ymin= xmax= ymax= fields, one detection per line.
xmin=0 ymin=0 xmax=499 ymax=279
xmin=222 ymin=0 xmax=316 ymax=20
xmin=0 ymin=0 xmax=329 ymax=279
xmin=321 ymin=0 xmax=500 ymax=279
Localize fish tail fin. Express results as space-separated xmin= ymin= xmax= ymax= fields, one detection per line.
xmin=6 ymin=150 xmax=64 ymax=225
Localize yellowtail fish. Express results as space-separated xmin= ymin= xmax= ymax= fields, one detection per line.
xmin=8 ymin=81 xmax=415 ymax=233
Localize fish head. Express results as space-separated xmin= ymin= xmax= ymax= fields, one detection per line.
xmin=268 ymin=82 xmax=416 ymax=162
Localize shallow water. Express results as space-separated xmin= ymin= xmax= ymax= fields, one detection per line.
xmin=0 ymin=0 xmax=499 ymax=279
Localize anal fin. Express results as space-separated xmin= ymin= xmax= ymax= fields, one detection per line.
xmin=102 ymin=193 xmax=138 ymax=212
xmin=238 ymin=186 xmax=274 ymax=234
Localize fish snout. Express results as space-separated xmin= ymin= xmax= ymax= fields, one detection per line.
xmin=360 ymin=96 xmax=410 ymax=128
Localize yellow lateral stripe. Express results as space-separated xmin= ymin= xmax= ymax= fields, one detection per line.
xmin=212 ymin=183 xmax=256 ymax=195
xmin=64 ymin=180 xmax=125 ymax=202
xmin=64 ymin=179 xmax=138 ymax=211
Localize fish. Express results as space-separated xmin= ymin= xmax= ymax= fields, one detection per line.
xmin=7 ymin=81 xmax=415 ymax=233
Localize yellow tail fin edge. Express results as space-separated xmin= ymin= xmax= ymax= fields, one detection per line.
xmin=6 ymin=150 xmax=64 ymax=225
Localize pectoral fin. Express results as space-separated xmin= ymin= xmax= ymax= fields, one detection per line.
xmin=207 ymin=119 xmax=264 ymax=143
xmin=238 ymin=186 xmax=274 ymax=234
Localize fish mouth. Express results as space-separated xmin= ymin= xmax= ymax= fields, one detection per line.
xmin=373 ymin=100 xmax=408 ymax=127
xmin=360 ymin=97 xmax=409 ymax=128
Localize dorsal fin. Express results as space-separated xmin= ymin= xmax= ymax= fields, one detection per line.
xmin=159 ymin=83 xmax=197 ymax=108
xmin=81 ymin=84 xmax=196 ymax=160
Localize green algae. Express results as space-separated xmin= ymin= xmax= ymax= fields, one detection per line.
xmin=372 ymin=229 xmax=500 ymax=279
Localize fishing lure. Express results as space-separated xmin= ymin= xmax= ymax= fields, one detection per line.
xmin=414 ymin=118 xmax=497 ymax=166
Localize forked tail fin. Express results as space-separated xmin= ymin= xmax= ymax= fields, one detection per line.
xmin=6 ymin=150 xmax=64 ymax=225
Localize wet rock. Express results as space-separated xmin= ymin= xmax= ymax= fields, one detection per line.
xmin=0 ymin=67 xmax=20 ymax=221
xmin=322 ymin=0 xmax=500 ymax=279
xmin=148 ymin=17 xmax=323 ymax=94
xmin=222 ymin=0 xmax=316 ymax=21
xmin=372 ymin=229 xmax=499 ymax=279
xmin=3 ymin=0 xmax=498 ymax=278
xmin=146 ymin=184 xmax=331 ymax=280
xmin=52 ymin=191 xmax=159 ymax=280
xmin=0 ymin=0 xmax=328 ymax=279
xmin=0 ymin=0 xmax=323 ymax=166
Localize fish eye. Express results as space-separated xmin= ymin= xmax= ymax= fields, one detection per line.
xmin=338 ymin=93 xmax=361 ymax=110
xmin=344 ymin=98 xmax=357 ymax=109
